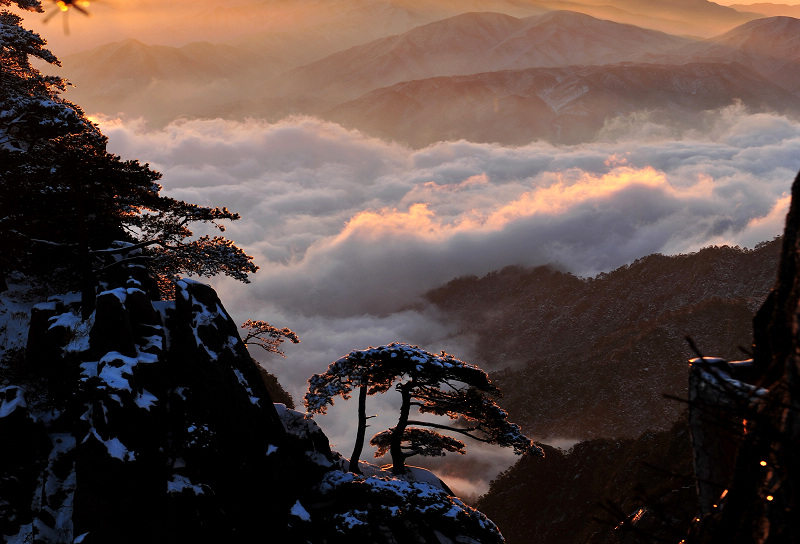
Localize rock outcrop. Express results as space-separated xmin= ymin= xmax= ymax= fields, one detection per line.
xmin=688 ymin=171 xmax=800 ymax=543
xmin=0 ymin=267 xmax=504 ymax=543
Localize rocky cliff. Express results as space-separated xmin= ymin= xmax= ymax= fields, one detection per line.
xmin=686 ymin=172 xmax=800 ymax=543
xmin=424 ymin=240 xmax=780 ymax=441
xmin=0 ymin=264 xmax=503 ymax=543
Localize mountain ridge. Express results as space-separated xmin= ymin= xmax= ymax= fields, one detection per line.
xmin=325 ymin=61 xmax=800 ymax=146
xmin=58 ymin=12 xmax=800 ymax=144
xmin=272 ymin=10 xmax=695 ymax=106
xmin=645 ymin=15 xmax=800 ymax=92
xmin=422 ymin=239 xmax=781 ymax=439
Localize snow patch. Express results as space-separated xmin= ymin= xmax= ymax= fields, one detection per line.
xmin=168 ymin=474 xmax=206 ymax=495
xmin=5 ymin=524 xmax=33 ymax=544
xmin=80 ymin=350 xmax=158 ymax=393
xmin=84 ymin=429 xmax=135 ymax=462
xmin=139 ymin=333 xmax=164 ymax=352
xmin=334 ymin=510 xmax=369 ymax=530
xmin=104 ymin=436 xmax=136 ymax=462
xmin=100 ymin=287 xmax=129 ymax=303
xmin=306 ymin=450 xmax=334 ymax=467
xmin=232 ymin=367 xmax=260 ymax=406
xmin=313 ymin=468 xmax=500 ymax=537
xmin=0 ymin=386 xmax=27 ymax=418
xmin=0 ymin=276 xmax=46 ymax=357
xmin=48 ymin=310 xmax=94 ymax=353
xmin=176 ymin=278 xmax=209 ymax=289
xmin=28 ymin=433 xmax=77 ymax=542
xmin=290 ymin=500 xmax=311 ymax=521
xmin=275 ymin=403 xmax=324 ymax=439
xmin=134 ymin=389 xmax=158 ymax=410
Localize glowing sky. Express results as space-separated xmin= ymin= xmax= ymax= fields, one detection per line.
xmin=26 ymin=0 xmax=800 ymax=55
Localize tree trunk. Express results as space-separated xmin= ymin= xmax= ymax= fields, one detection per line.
xmin=349 ymin=385 xmax=367 ymax=475
xmin=391 ymin=383 xmax=412 ymax=475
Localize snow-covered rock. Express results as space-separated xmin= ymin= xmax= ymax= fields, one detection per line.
xmin=289 ymin=466 xmax=504 ymax=544
xmin=0 ymin=270 xmax=506 ymax=543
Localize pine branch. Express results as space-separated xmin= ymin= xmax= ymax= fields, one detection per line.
xmin=88 ymin=239 xmax=161 ymax=255
xmin=405 ymin=420 xmax=488 ymax=443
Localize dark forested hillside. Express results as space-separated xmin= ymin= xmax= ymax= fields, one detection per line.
xmin=476 ymin=419 xmax=697 ymax=544
xmin=477 ymin=174 xmax=800 ymax=544
xmin=424 ymin=239 xmax=781 ymax=439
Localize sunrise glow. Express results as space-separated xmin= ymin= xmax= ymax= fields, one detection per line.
xmin=6 ymin=0 xmax=800 ymax=539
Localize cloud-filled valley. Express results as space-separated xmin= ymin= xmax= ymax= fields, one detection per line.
xmin=10 ymin=0 xmax=800 ymax=510
xmin=102 ymin=107 xmax=796 ymax=314
xmin=8 ymin=0 xmax=800 ymax=534
xmin=98 ymin=107 xmax=798 ymax=431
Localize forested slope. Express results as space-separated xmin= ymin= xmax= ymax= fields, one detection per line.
xmin=424 ymin=240 xmax=781 ymax=438
xmin=476 ymin=420 xmax=696 ymax=544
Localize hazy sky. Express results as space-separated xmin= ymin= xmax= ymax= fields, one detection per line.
xmin=715 ymin=0 xmax=800 ymax=3
xmin=24 ymin=0 xmax=800 ymax=55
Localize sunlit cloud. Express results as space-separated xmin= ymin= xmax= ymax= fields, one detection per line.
xmin=97 ymin=108 xmax=800 ymax=476
xmin=484 ymin=166 xmax=667 ymax=223
xmin=96 ymin=108 xmax=800 ymax=319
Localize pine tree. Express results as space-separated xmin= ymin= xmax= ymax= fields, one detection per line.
xmin=241 ymin=319 xmax=300 ymax=357
xmin=305 ymin=346 xmax=393 ymax=474
xmin=0 ymin=0 xmax=84 ymax=152
xmin=0 ymin=0 xmax=257 ymax=305
xmin=305 ymin=343 xmax=542 ymax=474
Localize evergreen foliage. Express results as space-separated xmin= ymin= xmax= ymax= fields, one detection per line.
xmin=241 ymin=319 xmax=300 ymax=357
xmin=305 ymin=342 xmax=540 ymax=474
xmin=0 ymin=0 xmax=257 ymax=302
xmin=370 ymin=427 xmax=466 ymax=458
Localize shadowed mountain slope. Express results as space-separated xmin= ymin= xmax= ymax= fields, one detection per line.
xmin=423 ymin=240 xmax=781 ymax=439
xmin=476 ymin=420 xmax=696 ymax=544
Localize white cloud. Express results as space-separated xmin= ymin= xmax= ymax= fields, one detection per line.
xmin=101 ymin=108 xmax=798 ymax=316
xmin=97 ymin=108 xmax=800 ymax=483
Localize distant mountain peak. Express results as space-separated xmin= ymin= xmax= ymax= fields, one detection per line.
xmin=717 ymin=14 xmax=800 ymax=38
xmin=688 ymin=15 xmax=800 ymax=65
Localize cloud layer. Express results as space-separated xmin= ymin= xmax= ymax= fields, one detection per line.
xmin=98 ymin=107 xmax=800 ymax=489
xmin=102 ymin=107 xmax=798 ymax=316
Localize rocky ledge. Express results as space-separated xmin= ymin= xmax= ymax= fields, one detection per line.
xmin=0 ymin=267 xmax=505 ymax=544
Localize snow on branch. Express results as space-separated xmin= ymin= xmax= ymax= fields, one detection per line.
xmin=304 ymin=342 xmax=541 ymax=474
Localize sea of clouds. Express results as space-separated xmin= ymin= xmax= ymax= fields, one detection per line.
xmin=98 ymin=105 xmax=800 ymax=495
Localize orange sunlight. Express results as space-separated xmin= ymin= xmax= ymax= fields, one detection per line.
xmin=334 ymin=162 xmax=719 ymax=242
xmin=483 ymin=165 xmax=714 ymax=230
